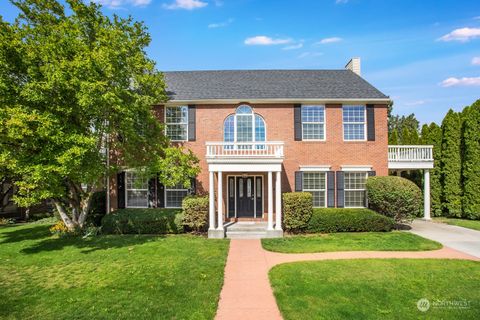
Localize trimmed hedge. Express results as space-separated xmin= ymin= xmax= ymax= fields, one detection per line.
xmin=366 ymin=176 xmax=422 ymax=223
xmin=283 ymin=192 xmax=313 ymax=232
xmin=306 ymin=208 xmax=395 ymax=233
xmin=101 ymin=208 xmax=184 ymax=234
xmin=182 ymin=195 xmax=209 ymax=232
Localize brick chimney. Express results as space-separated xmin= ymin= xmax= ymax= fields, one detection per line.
xmin=345 ymin=57 xmax=361 ymax=76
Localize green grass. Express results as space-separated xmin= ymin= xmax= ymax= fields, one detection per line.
xmin=270 ymin=259 xmax=480 ymax=319
xmin=262 ymin=232 xmax=442 ymax=253
xmin=0 ymin=223 xmax=229 ymax=320
xmin=434 ymin=217 xmax=480 ymax=231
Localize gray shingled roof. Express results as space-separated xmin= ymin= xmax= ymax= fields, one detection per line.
xmin=163 ymin=70 xmax=388 ymax=101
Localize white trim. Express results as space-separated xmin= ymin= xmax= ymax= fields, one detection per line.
xmin=342 ymin=105 xmax=367 ymax=142
xmin=164 ymin=105 xmax=188 ymax=142
xmin=341 ymin=165 xmax=372 ymax=172
xmin=165 ymin=98 xmax=391 ymax=105
xmin=301 ymin=105 xmax=326 ymax=141
xmin=209 ymin=163 xmax=282 ymax=172
xmin=300 ymin=165 xmax=331 ymax=172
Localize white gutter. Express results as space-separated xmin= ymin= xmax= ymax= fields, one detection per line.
xmin=164 ymin=98 xmax=391 ymax=105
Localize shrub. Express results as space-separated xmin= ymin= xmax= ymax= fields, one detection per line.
xmin=306 ymin=208 xmax=394 ymax=233
xmin=283 ymin=192 xmax=313 ymax=232
xmin=182 ymin=195 xmax=209 ymax=232
xmin=0 ymin=217 xmax=16 ymax=225
xmin=49 ymin=221 xmax=69 ymax=236
xmin=101 ymin=208 xmax=183 ymax=234
xmin=366 ymin=176 xmax=422 ymax=223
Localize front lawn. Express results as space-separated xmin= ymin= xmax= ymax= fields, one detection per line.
xmin=0 ymin=223 xmax=229 ymax=320
xmin=270 ymin=259 xmax=480 ymax=319
xmin=262 ymin=232 xmax=442 ymax=253
xmin=434 ymin=217 xmax=480 ymax=231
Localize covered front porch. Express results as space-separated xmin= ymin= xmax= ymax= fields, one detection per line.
xmin=206 ymin=141 xmax=284 ymax=238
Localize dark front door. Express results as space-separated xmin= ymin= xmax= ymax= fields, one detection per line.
xmin=236 ymin=177 xmax=255 ymax=217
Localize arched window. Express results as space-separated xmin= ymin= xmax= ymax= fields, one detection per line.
xmin=223 ymin=105 xmax=266 ymax=147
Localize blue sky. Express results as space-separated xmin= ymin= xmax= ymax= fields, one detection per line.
xmin=2 ymin=0 xmax=480 ymax=124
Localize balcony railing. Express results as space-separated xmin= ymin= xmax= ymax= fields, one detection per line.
xmin=206 ymin=141 xmax=284 ymax=159
xmin=388 ymin=145 xmax=433 ymax=162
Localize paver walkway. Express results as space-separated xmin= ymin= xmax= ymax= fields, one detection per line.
xmin=410 ymin=219 xmax=480 ymax=258
xmin=215 ymin=239 xmax=479 ymax=320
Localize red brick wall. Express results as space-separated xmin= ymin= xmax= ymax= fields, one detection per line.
xmin=110 ymin=103 xmax=388 ymax=212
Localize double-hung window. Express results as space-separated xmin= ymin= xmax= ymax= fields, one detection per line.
xmin=301 ymin=105 xmax=325 ymax=140
xmin=303 ymin=172 xmax=327 ymax=207
xmin=343 ymin=105 xmax=366 ymax=141
xmin=165 ymin=106 xmax=188 ymax=141
xmin=165 ymin=184 xmax=189 ymax=208
xmin=344 ymin=172 xmax=367 ymax=207
xmin=126 ymin=171 xmax=149 ymax=208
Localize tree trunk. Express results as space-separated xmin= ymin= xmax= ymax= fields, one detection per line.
xmin=53 ymin=200 xmax=76 ymax=231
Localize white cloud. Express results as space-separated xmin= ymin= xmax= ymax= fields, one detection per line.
xmin=335 ymin=0 xmax=348 ymax=4
xmin=474 ymin=16 xmax=480 ymax=20
xmin=282 ymin=43 xmax=303 ymax=50
xmin=438 ymin=27 xmax=480 ymax=42
xmin=163 ymin=0 xmax=207 ymax=10
xmin=298 ymin=52 xmax=323 ymax=59
xmin=405 ymin=100 xmax=426 ymax=106
xmin=440 ymin=76 xmax=480 ymax=87
xmin=244 ymin=36 xmax=292 ymax=46
xmin=316 ymin=37 xmax=342 ymax=44
xmin=472 ymin=57 xmax=480 ymax=65
xmin=208 ymin=18 xmax=234 ymax=28
xmin=94 ymin=0 xmax=150 ymax=8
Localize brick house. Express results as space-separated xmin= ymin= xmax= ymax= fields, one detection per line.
xmin=109 ymin=58 xmax=434 ymax=238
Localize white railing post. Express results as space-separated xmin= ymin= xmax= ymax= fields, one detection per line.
xmin=387 ymin=145 xmax=434 ymax=162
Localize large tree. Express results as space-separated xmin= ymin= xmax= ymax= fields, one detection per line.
xmin=0 ymin=0 xmax=199 ymax=230
xmin=440 ymin=109 xmax=463 ymax=217
xmin=461 ymin=100 xmax=480 ymax=219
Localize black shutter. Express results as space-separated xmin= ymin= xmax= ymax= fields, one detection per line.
xmin=156 ymin=176 xmax=165 ymax=208
xmin=148 ymin=177 xmax=156 ymax=208
xmin=327 ymin=171 xmax=335 ymax=208
xmin=117 ymin=172 xmax=125 ymax=209
xmin=336 ymin=171 xmax=345 ymax=208
xmin=368 ymin=171 xmax=376 ymax=177
xmin=294 ymin=104 xmax=302 ymax=141
xmin=366 ymin=104 xmax=375 ymax=141
xmin=188 ymin=105 xmax=196 ymax=141
xmin=295 ymin=171 xmax=303 ymax=191
xmin=189 ymin=178 xmax=196 ymax=195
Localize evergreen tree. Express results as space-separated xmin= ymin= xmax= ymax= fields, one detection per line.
xmin=440 ymin=110 xmax=463 ymax=217
xmin=462 ymin=100 xmax=480 ymax=219
xmin=389 ymin=129 xmax=399 ymax=145
xmin=427 ymin=123 xmax=443 ymax=216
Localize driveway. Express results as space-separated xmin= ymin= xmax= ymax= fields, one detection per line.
xmin=410 ymin=219 xmax=480 ymax=258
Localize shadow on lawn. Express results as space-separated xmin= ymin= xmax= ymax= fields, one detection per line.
xmin=1 ymin=224 xmax=162 ymax=255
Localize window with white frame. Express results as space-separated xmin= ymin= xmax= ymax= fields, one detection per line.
xmin=165 ymin=184 xmax=189 ymax=208
xmin=301 ymin=105 xmax=325 ymax=140
xmin=344 ymin=172 xmax=367 ymax=207
xmin=343 ymin=105 xmax=366 ymax=141
xmin=223 ymin=105 xmax=266 ymax=149
xmin=126 ymin=171 xmax=149 ymax=208
xmin=165 ymin=106 xmax=188 ymax=141
xmin=303 ymin=172 xmax=327 ymax=207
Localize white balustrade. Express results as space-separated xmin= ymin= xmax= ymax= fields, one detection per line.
xmin=206 ymin=141 xmax=284 ymax=159
xmin=388 ymin=145 xmax=433 ymax=162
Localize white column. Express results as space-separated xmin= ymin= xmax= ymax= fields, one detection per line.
xmin=275 ymin=171 xmax=282 ymax=231
xmin=208 ymin=171 xmax=215 ymax=230
xmin=217 ymin=171 xmax=224 ymax=230
xmin=268 ymin=171 xmax=274 ymax=230
xmin=424 ymin=169 xmax=431 ymax=220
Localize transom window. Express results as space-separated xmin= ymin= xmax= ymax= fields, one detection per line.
xmin=224 ymin=105 xmax=266 ymax=147
xmin=165 ymin=106 xmax=188 ymax=141
xmin=344 ymin=172 xmax=367 ymax=207
xmin=303 ymin=172 xmax=327 ymax=207
xmin=165 ymin=184 xmax=189 ymax=208
xmin=126 ymin=171 xmax=149 ymax=208
xmin=301 ymin=105 xmax=325 ymax=140
xmin=343 ymin=105 xmax=366 ymax=141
